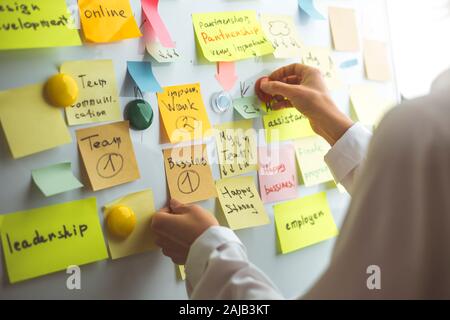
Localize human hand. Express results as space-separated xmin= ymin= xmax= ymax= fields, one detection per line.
xmin=151 ymin=198 xmax=219 ymax=265
xmin=260 ymin=63 xmax=353 ymax=145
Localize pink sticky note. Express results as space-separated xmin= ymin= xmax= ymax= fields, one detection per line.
xmin=141 ymin=0 xmax=174 ymax=48
xmin=144 ymin=20 xmax=157 ymax=43
xmin=258 ymin=145 xmax=298 ymax=203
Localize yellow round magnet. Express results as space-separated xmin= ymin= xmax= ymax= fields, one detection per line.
xmin=44 ymin=73 xmax=79 ymax=107
xmin=106 ymin=205 xmax=137 ymax=239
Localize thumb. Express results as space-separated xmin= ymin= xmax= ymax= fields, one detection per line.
xmin=169 ymin=198 xmax=191 ymax=214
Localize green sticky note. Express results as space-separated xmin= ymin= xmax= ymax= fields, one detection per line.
xmin=32 ymin=162 xmax=83 ymax=197
xmin=233 ymin=96 xmax=262 ymax=119
xmin=0 ymin=0 xmax=82 ymax=50
xmin=274 ymin=192 xmax=338 ymax=254
xmin=1 ymin=198 xmax=108 ymax=284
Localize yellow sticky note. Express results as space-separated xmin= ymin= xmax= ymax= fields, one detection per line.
xmin=260 ymin=14 xmax=303 ymax=59
xmin=177 ymin=265 xmax=186 ymax=281
xmin=76 ymin=121 xmax=140 ymax=191
xmin=328 ymin=7 xmax=359 ymax=52
xmin=263 ymin=108 xmax=315 ymax=142
xmin=215 ymin=120 xmax=257 ymax=178
xmin=163 ymin=144 xmax=217 ymax=203
xmin=103 ymin=189 xmax=156 ymax=259
xmin=61 ymin=59 xmax=122 ymax=126
xmin=0 ymin=0 xmax=81 ymax=50
xmin=78 ymin=0 xmax=142 ymax=43
xmin=156 ymin=83 xmax=212 ymax=143
xmin=216 ymin=175 xmax=270 ymax=230
xmin=0 ymin=198 xmax=108 ymax=283
xmin=192 ymin=10 xmax=274 ymax=62
xmin=0 ymin=83 xmax=71 ymax=159
xmin=295 ymin=136 xmax=333 ymax=186
xmin=363 ymin=39 xmax=391 ymax=82
xmin=350 ymin=84 xmax=393 ymax=128
xmin=274 ymin=192 xmax=338 ymax=254
xmin=303 ymin=47 xmax=342 ymax=90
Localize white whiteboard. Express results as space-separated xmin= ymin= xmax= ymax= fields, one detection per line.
xmin=0 ymin=0 xmax=397 ymax=299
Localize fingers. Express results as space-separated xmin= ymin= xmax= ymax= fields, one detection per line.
xmin=156 ymin=235 xmax=188 ymax=265
xmin=169 ymin=198 xmax=192 ymax=214
xmin=271 ymin=100 xmax=293 ymax=110
xmin=260 ymin=80 xmax=301 ymax=100
xmin=282 ymin=75 xmax=301 ymax=85
xmin=151 ymin=210 xmax=182 ymax=240
xmin=268 ymin=63 xmax=310 ymax=81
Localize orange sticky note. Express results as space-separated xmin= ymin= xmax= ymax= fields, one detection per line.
xmin=328 ymin=7 xmax=359 ymax=52
xmin=76 ymin=121 xmax=140 ymax=191
xmin=156 ymin=83 xmax=212 ymax=143
xmin=363 ymin=39 xmax=391 ymax=81
xmin=78 ymin=0 xmax=142 ymax=43
xmin=163 ymin=144 xmax=217 ymax=204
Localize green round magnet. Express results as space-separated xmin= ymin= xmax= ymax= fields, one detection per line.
xmin=124 ymin=99 xmax=153 ymax=130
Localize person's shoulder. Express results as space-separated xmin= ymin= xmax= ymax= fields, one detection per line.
xmin=382 ymin=89 xmax=449 ymax=131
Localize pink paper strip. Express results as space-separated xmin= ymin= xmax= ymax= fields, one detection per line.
xmin=141 ymin=0 xmax=175 ymax=48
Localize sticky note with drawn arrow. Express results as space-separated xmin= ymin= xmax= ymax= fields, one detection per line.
xmin=216 ymin=62 xmax=238 ymax=92
xmin=127 ymin=61 xmax=162 ymax=93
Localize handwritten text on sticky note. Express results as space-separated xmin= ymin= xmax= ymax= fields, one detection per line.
xmin=0 ymin=197 xmax=108 ymax=283
xmin=157 ymin=83 xmax=211 ymax=143
xmin=274 ymin=192 xmax=338 ymax=254
xmin=76 ymin=121 xmax=140 ymax=191
xmin=61 ymin=59 xmax=121 ymax=126
xmin=295 ymin=136 xmax=333 ymax=186
xmin=192 ymin=10 xmax=274 ymax=62
xmin=260 ymin=14 xmax=303 ymax=59
xmin=303 ymin=47 xmax=341 ymax=90
xmin=263 ymin=108 xmax=315 ymax=142
xmin=258 ymin=145 xmax=298 ymax=203
xmin=216 ymin=175 xmax=270 ymax=230
xmin=78 ymin=0 xmax=141 ymax=43
xmin=163 ymin=144 xmax=217 ymax=203
xmin=233 ymin=96 xmax=262 ymax=119
xmin=215 ymin=120 xmax=257 ymax=178
xmin=0 ymin=0 xmax=81 ymax=50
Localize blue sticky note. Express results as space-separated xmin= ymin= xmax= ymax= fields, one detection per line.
xmin=298 ymin=0 xmax=325 ymax=20
xmin=340 ymin=58 xmax=358 ymax=69
xmin=127 ymin=61 xmax=162 ymax=93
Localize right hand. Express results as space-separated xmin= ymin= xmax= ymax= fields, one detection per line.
xmin=260 ymin=63 xmax=353 ymax=145
xmin=151 ymin=199 xmax=219 ymax=265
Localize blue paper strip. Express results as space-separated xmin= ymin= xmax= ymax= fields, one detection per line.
xmin=298 ymin=0 xmax=326 ymax=20
xmin=127 ymin=61 xmax=163 ymax=93
xmin=340 ymin=59 xmax=358 ymax=69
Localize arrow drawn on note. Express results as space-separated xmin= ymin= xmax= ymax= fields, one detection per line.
xmin=215 ymin=61 xmax=238 ymax=92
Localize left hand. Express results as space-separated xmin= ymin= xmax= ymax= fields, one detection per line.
xmin=151 ymin=198 xmax=219 ymax=265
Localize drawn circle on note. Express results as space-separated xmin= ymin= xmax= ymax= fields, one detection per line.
xmin=175 ymin=116 xmax=198 ymax=132
xmin=177 ymin=170 xmax=200 ymax=194
xmin=96 ymin=153 xmax=124 ymax=179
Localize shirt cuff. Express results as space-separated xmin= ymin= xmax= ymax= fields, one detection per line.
xmin=185 ymin=226 xmax=244 ymax=289
xmin=324 ymin=122 xmax=372 ymax=184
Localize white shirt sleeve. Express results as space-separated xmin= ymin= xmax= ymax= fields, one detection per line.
xmin=324 ymin=122 xmax=372 ymax=194
xmin=185 ymin=122 xmax=372 ymax=299
xmin=185 ymin=226 xmax=284 ymax=300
